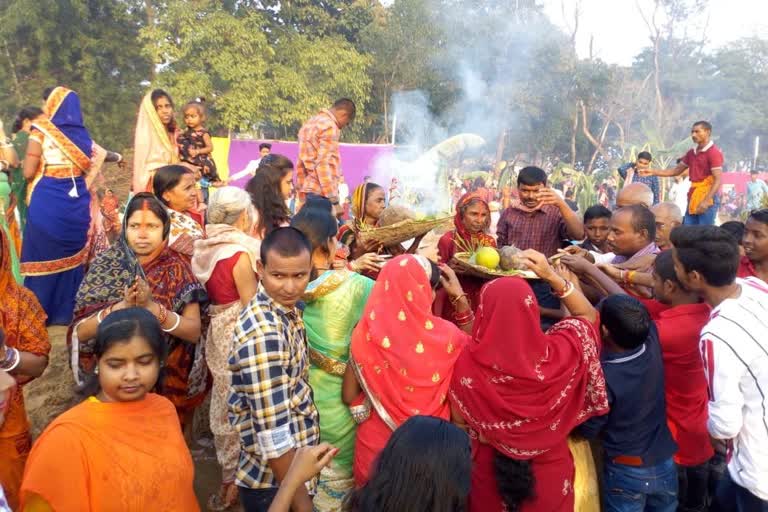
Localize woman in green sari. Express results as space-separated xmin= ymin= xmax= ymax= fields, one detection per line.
xmin=291 ymin=206 xmax=374 ymax=512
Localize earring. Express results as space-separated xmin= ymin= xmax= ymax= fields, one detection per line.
xmin=94 ymin=366 xmax=100 ymax=375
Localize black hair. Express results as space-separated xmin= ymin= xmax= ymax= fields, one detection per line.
xmin=584 ymin=205 xmax=612 ymax=223
xmin=599 ymin=295 xmax=651 ymax=350
xmin=750 ymin=170 xmax=759 ymax=175
xmin=300 ymin=195 xmax=334 ymax=215
xmin=152 ymin=164 xmax=194 ymax=208
xmin=259 ymin=142 xmax=272 ymax=151
xmin=260 ymin=226 xmax=311 ymax=266
xmin=78 ymin=308 xmax=168 ymax=397
xmin=565 ymin=189 xmax=574 ymax=199
xmin=517 ymin=166 xmax=547 ymax=187
xmin=670 ymin=226 xmax=739 ymax=287
xmin=720 ymin=220 xmax=746 ymax=246
xmin=12 ymin=106 xmax=44 ymax=133
xmin=246 ymin=159 xmax=292 ymax=237
xmin=42 ymin=87 xmax=55 ymax=101
xmin=428 ymin=260 xmax=441 ymax=290
xmin=618 ymin=204 xmax=656 ymax=242
xmin=345 ymin=416 xmax=471 ymax=512
xmin=332 ymin=98 xmax=357 ymax=120
xmin=637 ymin=151 xmax=653 ymax=162
xmin=653 ymin=250 xmax=682 ymax=288
xmin=693 ymin=120 xmax=712 ymax=132
xmin=124 ymin=192 xmax=171 ymax=239
xmin=494 ymin=454 xmax=536 ymax=511
xmin=748 ymin=208 xmax=768 ymax=226
xmin=150 ymin=89 xmax=177 ymax=131
xmin=258 ymin=153 xmax=293 ymax=173
xmin=290 ymin=207 xmax=338 ymax=277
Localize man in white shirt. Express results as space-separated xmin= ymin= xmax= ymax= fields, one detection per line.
xmin=671 ymin=225 xmax=768 ymax=510
xmin=229 ymin=143 xmax=273 ymax=182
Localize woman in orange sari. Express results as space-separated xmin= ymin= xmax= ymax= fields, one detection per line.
xmin=435 ymin=192 xmax=497 ymax=325
xmin=21 ymin=308 xmax=199 ymax=512
xmin=343 ymin=254 xmax=472 ymax=486
xmin=0 ymin=228 xmax=50 ymax=511
xmin=133 ymin=89 xmax=180 ymax=193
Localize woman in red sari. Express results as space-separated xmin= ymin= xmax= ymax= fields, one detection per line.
xmin=436 ymin=192 xmax=496 ymax=324
xmin=450 ymin=250 xmax=608 ymax=512
xmin=153 ymin=165 xmax=205 ymax=260
xmin=343 ymin=254 xmax=472 ymax=486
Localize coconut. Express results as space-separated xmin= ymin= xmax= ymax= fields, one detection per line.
xmin=377 ymin=205 xmax=417 ymax=227
xmin=498 ymin=245 xmax=523 ymax=271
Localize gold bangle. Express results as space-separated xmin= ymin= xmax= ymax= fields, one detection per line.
xmin=450 ymin=293 xmax=467 ymax=306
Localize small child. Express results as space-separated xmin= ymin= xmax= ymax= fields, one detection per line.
xmin=177 ymin=98 xmax=223 ymax=204
xmin=579 ymin=294 xmax=679 ymax=511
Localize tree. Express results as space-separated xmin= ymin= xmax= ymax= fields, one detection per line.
xmin=0 ymin=0 xmax=150 ymax=149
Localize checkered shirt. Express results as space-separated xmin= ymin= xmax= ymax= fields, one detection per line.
xmin=228 ymin=287 xmax=320 ymax=490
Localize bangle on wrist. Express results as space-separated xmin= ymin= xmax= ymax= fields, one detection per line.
xmin=450 ymin=293 xmax=468 ymax=306
xmin=554 ymin=280 xmax=575 ymax=299
xmin=162 ymin=312 xmax=181 ymax=333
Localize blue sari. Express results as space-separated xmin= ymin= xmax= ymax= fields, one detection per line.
xmin=20 ymin=87 xmax=93 ymax=325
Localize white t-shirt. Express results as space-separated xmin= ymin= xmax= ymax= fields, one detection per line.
xmin=700 ymin=277 xmax=768 ymax=500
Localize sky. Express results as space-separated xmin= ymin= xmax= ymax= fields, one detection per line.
xmin=540 ymin=0 xmax=768 ymax=65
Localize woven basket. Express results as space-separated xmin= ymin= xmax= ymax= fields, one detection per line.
xmin=358 ymin=215 xmax=452 ymax=247
xmin=451 ymin=252 xmax=538 ymax=280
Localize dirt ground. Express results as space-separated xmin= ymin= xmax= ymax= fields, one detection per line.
xmin=22 ymin=326 xmax=228 ymax=510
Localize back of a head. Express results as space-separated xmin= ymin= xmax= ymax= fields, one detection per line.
xmin=517 ymin=166 xmax=547 ymax=187
xmin=651 ymin=202 xmax=682 ymax=224
xmin=300 ymin=195 xmax=334 ymax=215
xmin=617 ymin=183 xmax=653 ymax=208
xmin=345 ymin=416 xmax=471 ymax=512
xmin=720 ymin=221 xmax=745 ymax=246
xmin=599 ymin=295 xmax=651 ymax=350
xmin=258 ymin=153 xmax=293 ymax=174
xmin=670 ymin=226 xmax=739 ymax=287
xmin=13 ymin=106 xmax=44 ymax=133
xmin=207 ymin=186 xmax=253 ymax=226
xmin=246 ymin=163 xmax=291 ymax=235
xmin=260 ymin=226 xmax=311 ymax=266
xmin=290 ymin=207 xmax=338 ymax=256
xmin=584 ymin=204 xmax=612 ymax=223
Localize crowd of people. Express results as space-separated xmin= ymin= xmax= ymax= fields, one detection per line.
xmin=0 ymin=86 xmax=767 ymax=512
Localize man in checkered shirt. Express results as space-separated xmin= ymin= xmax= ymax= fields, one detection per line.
xmin=228 ymin=227 xmax=318 ymax=512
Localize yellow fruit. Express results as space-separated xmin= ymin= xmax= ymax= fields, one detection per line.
xmin=475 ymin=247 xmax=500 ymax=270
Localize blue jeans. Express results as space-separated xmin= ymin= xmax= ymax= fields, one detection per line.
xmin=239 ymin=487 xmax=278 ymax=512
xmin=713 ymin=470 xmax=768 ymax=512
xmin=683 ymin=195 xmax=720 ymax=225
xmin=603 ymin=458 xmax=678 ymax=512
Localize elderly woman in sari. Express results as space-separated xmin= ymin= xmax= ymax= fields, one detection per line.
xmin=191 ymin=187 xmax=259 ymax=511
xmin=153 ymin=164 xmax=205 ymax=259
xmin=435 ymin=192 xmax=497 ymax=324
xmin=0 ymin=228 xmax=50 ymax=511
xmin=343 ymin=254 xmax=471 ymax=486
xmin=19 ymin=87 xmax=94 ymax=325
xmin=449 ymin=250 xmax=608 ymax=512
xmin=133 ymin=89 xmax=180 ymax=193
xmin=290 ymin=206 xmax=374 ymax=510
xmin=69 ymin=193 xmax=208 ymax=427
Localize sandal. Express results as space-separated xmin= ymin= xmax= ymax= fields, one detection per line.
xmin=207 ymin=482 xmax=239 ymax=511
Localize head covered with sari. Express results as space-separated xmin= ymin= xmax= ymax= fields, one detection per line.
xmin=350 ymin=254 xmax=467 ymax=427
xmin=31 ymin=86 xmax=93 ymax=171
xmin=69 ymin=193 xmax=208 ymax=400
xmin=133 ymin=89 xmax=180 ymax=192
xmin=450 ymin=277 xmax=608 ymax=459
xmin=453 ymin=192 xmax=496 ymax=250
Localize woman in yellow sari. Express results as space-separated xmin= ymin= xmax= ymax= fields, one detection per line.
xmin=133 ymin=89 xmax=180 ymax=193
xmin=291 ymin=206 xmax=374 ymax=511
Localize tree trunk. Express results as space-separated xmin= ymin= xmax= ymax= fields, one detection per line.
xmin=494 ymin=129 xmax=507 ymax=176
xmin=570 ymin=108 xmax=578 ymax=166
xmin=2 ymin=39 xmax=23 ymax=103
xmin=145 ymin=1 xmax=157 ymax=81
xmin=579 ymin=101 xmax=611 ymax=167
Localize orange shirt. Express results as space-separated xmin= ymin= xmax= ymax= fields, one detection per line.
xmin=296 ymin=109 xmax=341 ymax=200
